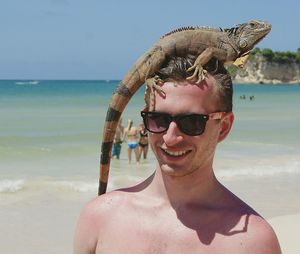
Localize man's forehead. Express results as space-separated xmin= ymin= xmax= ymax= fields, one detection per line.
xmin=144 ymin=75 xmax=218 ymax=111
xmin=153 ymin=78 xmax=218 ymax=111
xmin=157 ymin=77 xmax=215 ymax=95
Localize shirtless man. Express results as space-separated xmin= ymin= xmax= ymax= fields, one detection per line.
xmin=74 ymin=56 xmax=281 ymax=254
xmin=123 ymin=119 xmax=139 ymax=163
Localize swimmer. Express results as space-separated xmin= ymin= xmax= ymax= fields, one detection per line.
xmin=123 ymin=119 xmax=139 ymax=163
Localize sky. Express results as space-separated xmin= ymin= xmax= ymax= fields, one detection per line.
xmin=0 ymin=0 xmax=299 ymax=80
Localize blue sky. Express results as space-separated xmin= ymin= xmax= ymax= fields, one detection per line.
xmin=1 ymin=0 xmax=299 ymax=80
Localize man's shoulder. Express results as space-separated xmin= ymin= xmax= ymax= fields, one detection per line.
xmin=82 ymin=191 xmax=132 ymax=216
xmin=218 ymin=196 xmax=281 ymax=253
xmin=216 ymin=190 xmax=281 ymax=253
xmin=225 ymin=203 xmax=281 ymax=254
xmin=74 ymin=191 xmax=131 ymax=254
xmin=245 ymin=214 xmax=281 ymax=253
xmin=220 ymin=212 xmax=281 ymax=254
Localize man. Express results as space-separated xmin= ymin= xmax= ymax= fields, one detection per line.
xmin=111 ymin=118 xmax=124 ymax=159
xmin=74 ymin=56 xmax=281 ymax=253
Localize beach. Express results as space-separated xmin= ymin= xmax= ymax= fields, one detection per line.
xmin=0 ymin=80 xmax=299 ymax=253
xmin=1 ymin=165 xmax=299 ymax=253
xmin=269 ymin=214 xmax=300 ymax=254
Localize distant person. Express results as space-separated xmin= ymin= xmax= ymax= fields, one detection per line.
xmin=123 ymin=119 xmax=139 ymax=163
xmin=111 ymin=118 xmax=124 ymax=159
xmin=137 ymin=122 xmax=149 ymax=160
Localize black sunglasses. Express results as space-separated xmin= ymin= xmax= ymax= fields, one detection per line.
xmin=140 ymin=111 xmax=226 ymax=136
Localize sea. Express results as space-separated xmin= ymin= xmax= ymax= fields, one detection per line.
xmin=1 ymin=79 xmax=300 ymax=253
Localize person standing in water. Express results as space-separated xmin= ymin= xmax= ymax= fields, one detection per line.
xmin=123 ymin=119 xmax=139 ymax=163
xmin=137 ymin=122 xmax=149 ymax=161
xmin=111 ymin=118 xmax=124 ymax=159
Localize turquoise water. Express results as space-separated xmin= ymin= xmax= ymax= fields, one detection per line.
xmin=0 ymin=80 xmax=300 ymax=193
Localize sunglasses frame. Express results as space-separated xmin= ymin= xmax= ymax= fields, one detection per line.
xmin=140 ymin=111 xmax=226 ymax=136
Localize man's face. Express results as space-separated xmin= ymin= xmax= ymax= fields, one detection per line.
xmin=148 ymin=77 xmax=231 ymax=177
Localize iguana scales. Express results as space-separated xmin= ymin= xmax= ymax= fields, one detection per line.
xmin=98 ymin=20 xmax=271 ymax=195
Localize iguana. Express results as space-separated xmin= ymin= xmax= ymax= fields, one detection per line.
xmin=98 ymin=20 xmax=271 ymax=195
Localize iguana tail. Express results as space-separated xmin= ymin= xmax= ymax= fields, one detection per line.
xmin=98 ymin=46 xmax=165 ymax=195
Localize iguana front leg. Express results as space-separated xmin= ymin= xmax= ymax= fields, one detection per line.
xmin=187 ymin=47 xmax=227 ymax=84
xmin=144 ymin=75 xmax=165 ymax=111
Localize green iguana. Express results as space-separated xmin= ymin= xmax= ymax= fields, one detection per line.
xmin=98 ymin=20 xmax=271 ymax=195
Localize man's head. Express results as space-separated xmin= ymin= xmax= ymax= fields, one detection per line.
xmin=142 ymin=56 xmax=234 ymax=177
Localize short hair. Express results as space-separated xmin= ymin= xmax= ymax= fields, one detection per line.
xmin=146 ymin=55 xmax=233 ymax=112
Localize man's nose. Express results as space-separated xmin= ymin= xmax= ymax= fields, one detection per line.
xmin=162 ymin=121 xmax=183 ymax=146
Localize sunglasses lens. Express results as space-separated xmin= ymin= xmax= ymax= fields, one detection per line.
xmin=178 ymin=115 xmax=206 ymax=136
xmin=143 ymin=113 xmax=169 ymax=133
xmin=141 ymin=112 xmax=209 ymax=136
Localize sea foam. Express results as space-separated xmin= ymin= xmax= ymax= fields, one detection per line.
xmin=216 ymin=160 xmax=300 ymax=179
xmin=0 ymin=179 xmax=25 ymax=193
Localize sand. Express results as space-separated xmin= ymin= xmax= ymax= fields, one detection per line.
xmin=268 ymin=214 xmax=300 ymax=254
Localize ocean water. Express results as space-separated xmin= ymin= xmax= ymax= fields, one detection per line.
xmin=0 ymin=80 xmax=300 ymax=195
xmin=1 ymin=80 xmax=300 ymax=253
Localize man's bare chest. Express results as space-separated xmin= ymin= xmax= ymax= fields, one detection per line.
xmin=95 ymin=214 xmax=245 ymax=254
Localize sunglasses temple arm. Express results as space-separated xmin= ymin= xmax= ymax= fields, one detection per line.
xmin=209 ymin=112 xmax=227 ymax=120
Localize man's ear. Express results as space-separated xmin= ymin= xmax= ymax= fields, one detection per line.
xmin=218 ymin=112 xmax=234 ymax=143
xmin=141 ymin=106 xmax=149 ymax=112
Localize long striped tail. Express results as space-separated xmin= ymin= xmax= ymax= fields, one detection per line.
xmin=98 ymin=46 xmax=166 ymax=195
xmin=98 ymin=74 xmax=144 ymax=195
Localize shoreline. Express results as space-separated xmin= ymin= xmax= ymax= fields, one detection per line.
xmin=1 ymin=78 xmax=300 ymax=85
xmin=232 ymin=78 xmax=300 ymax=85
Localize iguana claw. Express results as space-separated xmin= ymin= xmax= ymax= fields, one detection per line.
xmin=145 ymin=75 xmax=165 ymax=111
xmin=187 ymin=65 xmax=207 ymax=84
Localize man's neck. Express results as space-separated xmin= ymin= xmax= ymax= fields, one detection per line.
xmin=146 ymin=164 xmax=224 ymax=209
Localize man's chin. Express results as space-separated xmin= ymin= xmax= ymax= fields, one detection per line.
xmin=160 ymin=163 xmax=190 ymax=177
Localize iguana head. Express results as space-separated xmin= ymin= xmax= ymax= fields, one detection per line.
xmin=226 ymin=20 xmax=272 ymax=57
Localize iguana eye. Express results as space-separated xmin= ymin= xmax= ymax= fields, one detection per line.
xmin=239 ymin=40 xmax=247 ymax=48
xmin=249 ymin=21 xmax=257 ymax=27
